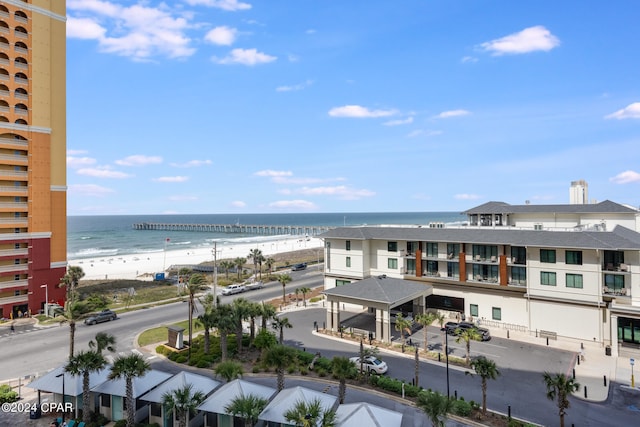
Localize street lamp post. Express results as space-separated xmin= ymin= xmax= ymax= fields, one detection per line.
xmin=56 ymin=372 xmax=65 ymax=424
xmin=445 ymin=330 xmax=450 ymax=399
xmin=40 ymin=284 xmax=48 ymax=317
xmin=631 ymin=358 xmax=635 ymax=388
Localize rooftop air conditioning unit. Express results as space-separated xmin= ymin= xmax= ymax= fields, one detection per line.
xmin=534 ymin=224 xmax=543 ymax=231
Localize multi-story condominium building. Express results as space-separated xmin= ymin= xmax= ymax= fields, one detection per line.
xmin=320 ymin=200 xmax=640 ymax=357
xmin=0 ymin=1 xmax=67 ymax=318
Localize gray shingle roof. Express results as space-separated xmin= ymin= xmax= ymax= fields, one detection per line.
xmin=91 ymin=369 xmax=172 ymax=398
xmin=140 ymin=371 xmax=221 ymax=403
xmin=259 ymin=386 xmax=337 ymax=424
xmin=198 ymin=379 xmax=277 ymax=414
xmin=323 ymin=276 xmax=431 ymax=305
xmin=463 ymin=200 xmax=638 ymax=215
xmin=320 ymin=225 xmax=640 ymax=250
xmin=336 ymin=402 xmax=403 ymax=427
xmin=27 ymin=365 xmax=110 ymax=396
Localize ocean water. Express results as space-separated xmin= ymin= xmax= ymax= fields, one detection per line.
xmin=67 ymin=212 xmax=463 ymax=261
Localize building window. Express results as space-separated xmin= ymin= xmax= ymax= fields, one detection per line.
xmin=447 ymin=243 xmax=460 ymax=259
xmin=541 ymin=271 xmax=556 ymax=286
xmin=407 ymin=241 xmax=418 ymax=254
xmin=472 ymin=245 xmax=498 ymax=260
xmin=492 ymin=307 xmax=501 ymax=321
xmin=510 ymin=266 xmax=527 ymax=285
xmin=406 ymin=259 xmax=416 ymax=275
xmin=100 ymin=394 xmax=110 ymax=408
xmin=336 ymin=279 xmax=350 ymax=286
xmin=388 ymin=258 xmax=398 ymax=269
xmin=447 ymin=262 xmax=459 ymax=279
xmin=603 ymin=250 xmax=624 ymax=270
xmin=605 ymin=274 xmax=625 ymax=292
xmin=388 ymin=241 xmax=397 ymax=252
xmin=565 ymin=251 xmax=582 ymax=265
xmin=470 ymin=304 xmax=478 ymax=317
xmin=346 ymin=256 xmax=351 ymax=268
xmin=346 ymin=240 xmax=351 ymax=251
xmin=150 ymin=402 xmax=161 ymax=417
xmin=426 ymin=242 xmax=438 ymax=257
xmin=511 ymin=246 xmax=526 ymax=264
xmin=472 ymin=264 xmax=498 ymax=282
xmin=540 ymin=249 xmax=556 ymax=263
xmin=566 ymin=273 xmax=583 ymax=288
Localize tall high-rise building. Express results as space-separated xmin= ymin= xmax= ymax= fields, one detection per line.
xmin=0 ymin=1 xmax=67 ymax=318
xmin=569 ymin=180 xmax=588 ymax=205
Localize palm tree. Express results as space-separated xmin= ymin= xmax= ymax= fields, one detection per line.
xmin=284 ymin=398 xmax=337 ymax=427
xmin=65 ymin=350 xmax=107 ymax=424
xmin=212 ymin=304 xmax=236 ymax=361
xmin=416 ymin=390 xmax=453 ymax=427
xmin=214 ymin=360 xmax=244 ymax=382
xmin=294 ymin=288 xmax=301 ymax=306
xmin=59 ymin=266 xmax=85 ymax=358
xmin=178 ymin=267 xmax=192 ymax=292
xmin=246 ymin=301 xmax=262 ymax=343
xmin=394 ymin=314 xmax=413 ymax=343
xmin=256 ymin=253 xmax=266 ymax=281
xmin=219 ymin=260 xmax=235 ymax=279
xmin=272 ymin=316 xmax=292 ymax=345
xmin=263 ymin=344 xmax=297 ymax=391
xmin=186 ymin=274 xmax=206 ymax=363
xmin=331 ymin=357 xmax=355 ymax=403
xmin=108 ymin=353 xmax=151 ymax=427
xmin=298 ymin=286 xmax=311 ymax=307
xmin=265 ymin=257 xmax=276 ymax=275
xmin=234 ymin=257 xmax=247 ymax=279
xmin=467 ymin=356 xmax=500 ymax=416
xmin=247 ymin=248 xmax=263 ymax=279
xmin=543 ymin=372 xmax=580 ymax=427
xmin=198 ymin=293 xmax=216 ymax=354
xmin=455 ymin=327 xmax=481 ymax=365
xmin=161 ymin=384 xmax=206 ymax=427
xmin=277 ymin=273 xmax=292 ymax=305
xmin=434 ymin=312 xmax=446 ymax=351
xmin=225 ymin=394 xmax=269 ymax=427
xmin=232 ymin=298 xmax=252 ymax=353
xmin=415 ymin=312 xmax=436 ymax=351
xmin=88 ymin=332 xmax=117 ymax=355
xmin=260 ymin=302 xmax=277 ymax=331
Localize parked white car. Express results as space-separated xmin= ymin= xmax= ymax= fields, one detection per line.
xmin=349 ymin=355 xmax=388 ymax=374
xmin=221 ymin=284 xmax=246 ymax=295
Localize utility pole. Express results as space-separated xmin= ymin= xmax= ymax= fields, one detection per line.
xmin=212 ymin=242 xmax=218 ymax=307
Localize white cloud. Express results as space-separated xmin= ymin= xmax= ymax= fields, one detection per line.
xmin=328 ymin=105 xmax=396 ymax=118
xmin=276 ymin=80 xmax=314 ymax=92
xmin=77 ymin=167 xmax=132 ymax=178
xmin=116 ymin=155 xmax=163 ymax=166
xmin=204 ymin=26 xmax=237 ymax=46
xmin=383 ymin=117 xmax=414 ymax=126
xmin=230 ymin=200 xmax=247 ymax=207
xmin=67 ymin=16 xmax=106 ymax=39
xmin=184 ymin=0 xmax=251 ymax=11
xmin=298 ymin=185 xmax=375 ymax=200
xmin=67 ymin=1 xmax=195 ymax=60
xmin=480 ymin=25 xmax=560 ymax=56
xmin=170 ymin=159 xmax=213 ymax=167
xmin=213 ymin=48 xmax=277 ymax=66
xmin=605 ymin=102 xmax=640 ymax=120
xmin=67 ymin=156 xmax=97 ymax=168
xmin=154 ymin=176 xmax=189 ymax=182
xmin=434 ymin=109 xmax=470 ymax=119
xmin=67 ymin=149 xmax=89 ymax=155
xmin=461 ymin=56 xmax=478 ymax=63
xmin=254 ymin=170 xmax=293 ymax=178
xmin=610 ymin=170 xmax=640 ymax=184
xmin=168 ymin=195 xmax=198 ymax=201
xmin=268 ymin=200 xmax=317 ymax=210
xmin=407 ymin=129 xmax=443 ymax=138
xmin=454 ymin=193 xmax=481 ymax=200
xmin=69 ymin=184 xmax=115 ymax=197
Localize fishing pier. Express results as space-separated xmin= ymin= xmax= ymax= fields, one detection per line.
xmin=132 ymin=222 xmax=332 ymax=236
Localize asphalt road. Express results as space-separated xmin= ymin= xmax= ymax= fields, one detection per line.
xmin=1 ymin=268 xmax=638 ymax=426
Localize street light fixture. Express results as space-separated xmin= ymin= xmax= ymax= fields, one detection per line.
xmin=55 ymin=372 xmax=65 ymax=424
xmin=40 ymin=284 xmax=48 ymax=317
xmin=445 ymin=329 xmax=450 ymax=399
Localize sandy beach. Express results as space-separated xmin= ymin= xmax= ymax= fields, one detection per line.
xmin=71 ymin=236 xmax=324 ymax=280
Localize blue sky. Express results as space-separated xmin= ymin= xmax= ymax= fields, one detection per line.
xmin=66 ymin=0 xmax=640 ymax=215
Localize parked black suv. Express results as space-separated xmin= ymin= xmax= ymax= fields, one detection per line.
xmin=291 ymin=263 xmax=307 ymax=271
xmin=84 ymin=309 xmax=117 ymax=325
xmin=443 ymin=321 xmax=491 ymax=341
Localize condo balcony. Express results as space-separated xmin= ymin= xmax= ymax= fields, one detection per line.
xmin=0 ymin=263 xmax=28 ymax=274
xmin=0 ymin=279 xmax=28 ymax=291
xmin=0 ymin=169 xmax=27 ymax=179
xmin=0 ymin=136 xmax=28 ymax=148
xmin=0 ymin=247 xmax=28 ymax=257
xmin=0 ymin=185 xmax=27 ymax=194
xmin=0 ymin=293 xmax=28 ymax=305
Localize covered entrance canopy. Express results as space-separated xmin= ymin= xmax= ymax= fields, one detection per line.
xmin=323 ymin=276 xmax=432 ymax=343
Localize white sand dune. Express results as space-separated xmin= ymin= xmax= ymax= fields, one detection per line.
xmin=71 ymin=236 xmax=324 ymax=280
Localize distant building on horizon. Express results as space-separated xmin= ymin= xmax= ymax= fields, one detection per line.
xmin=570 ymin=179 xmax=589 ymax=205
xmin=0 ymin=2 xmax=67 ymax=318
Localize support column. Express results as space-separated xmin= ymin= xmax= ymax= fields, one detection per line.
xmin=611 ymin=314 xmax=619 ymax=357
xmin=382 ymin=308 xmax=391 ymax=343
xmin=376 ymin=308 xmax=383 ymax=341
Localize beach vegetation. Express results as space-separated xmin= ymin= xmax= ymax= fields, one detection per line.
xmin=543 ymin=372 xmax=580 ymax=427
xmin=284 ymin=398 xmax=337 ymax=427
xmin=272 ymin=316 xmax=292 ymax=345
xmin=231 ymin=298 xmax=253 ymax=353
xmin=234 ymin=257 xmax=247 ymax=279
xmin=219 ymin=260 xmax=235 ymax=279
xmin=466 ymin=356 xmax=500 ymax=416
xmin=162 ymin=384 xmax=206 ymax=427
xmin=109 ymin=353 xmax=151 ymax=427
xmin=455 ymin=327 xmax=482 ymax=365
xmin=66 ymin=349 xmax=108 ymax=424
xmin=59 ymin=266 xmax=85 ymax=358
xmin=0 ymin=384 xmax=19 ymax=404
xmin=277 ymin=273 xmax=292 ymax=304
xmin=263 ymin=344 xmax=297 ymax=391
xmin=225 ymin=393 xmax=269 ymax=427
xmin=89 ymin=332 xmax=117 ymax=355
xmin=253 ymin=328 xmax=277 ymax=351
xmin=214 ymin=360 xmax=244 ymax=382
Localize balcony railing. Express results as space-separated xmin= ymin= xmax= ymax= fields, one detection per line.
xmin=14 ymin=106 xmax=27 ymax=115
xmin=603 ymin=286 xmax=629 ymax=297
xmin=0 ymin=104 xmax=9 ymax=112
xmin=0 ymin=89 xmax=8 ymax=97
xmin=14 ymin=15 xmax=28 ymax=25
xmin=0 ymin=186 xmax=27 ymax=193
xmin=0 ymin=264 xmax=28 ymax=273
xmin=0 ymin=11 xmax=9 ymax=19
xmin=0 ymin=248 xmax=28 ymax=257
xmin=0 ymin=27 xmax=9 ymax=35
xmin=14 ymin=30 xmax=28 ymax=39
xmin=0 ymin=136 xmax=28 ymax=147
xmin=0 ymin=58 xmax=9 ymax=66
xmin=0 ymin=294 xmax=28 ymax=304
xmin=0 ymin=42 xmax=9 ymax=50
xmin=14 ymin=62 xmax=27 ymax=70
xmin=14 ymin=76 xmax=28 ymax=85
xmin=603 ymin=263 xmax=629 ymax=272
xmin=14 ymin=46 xmax=28 ymax=55
xmin=14 ymin=92 xmax=27 ymax=100
xmin=0 ymin=279 xmax=28 ymax=291
xmin=0 ymin=170 xmax=28 ymax=178
xmin=0 ymin=154 xmax=28 ymax=162
xmin=0 ymin=74 xmax=8 ymax=82
xmin=0 ymin=202 xmax=28 ymax=209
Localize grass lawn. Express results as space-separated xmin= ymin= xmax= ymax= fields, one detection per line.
xmin=138 ymin=319 xmax=204 ymax=347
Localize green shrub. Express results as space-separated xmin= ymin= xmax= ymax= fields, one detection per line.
xmin=253 ymin=329 xmax=277 ymax=350
xmin=299 ymin=367 xmax=308 ymax=376
xmin=450 ymin=399 xmax=472 ymax=417
xmin=114 ymin=420 xmax=127 ymax=427
xmin=252 ymin=366 xmax=261 ymax=374
xmin=315 ymin=367 xmax=327 ymax=377
xmin=175 ymin=355 xmax=187 ymax=364
xmin=0 ymin=384 xmax=18 ymax=404
xmin=309 ymin=296 xmax=323 ymax=303
xmin=287 ymin=366 xmax=297 ymax=374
